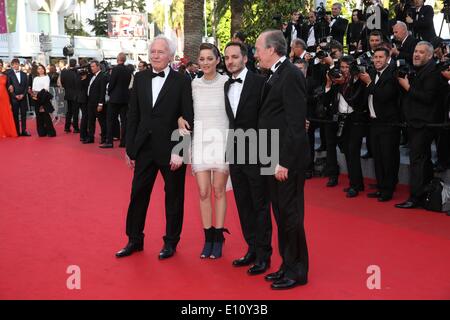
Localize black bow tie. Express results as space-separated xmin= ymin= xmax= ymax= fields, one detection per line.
xmin=151 ymin=71 xmax=165 ymax=78
xmin=376 ymin=72 xmax=381 ymax=78
xmin=229 ymin=77 xmax=243 ymax=84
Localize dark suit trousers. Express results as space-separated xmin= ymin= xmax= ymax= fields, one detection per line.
xmin=370 ymin=124 xmax=400 ymax=197
xmin=341 ymin=115 xmax=365 ymax=190
xmin=106 ymin=102 xmax=128 ymax=144
xmin=126 ymin=139 xmax=186 ymax=246
xmin=87 ymin=104 xmax=106 ymax=141
xmin=79 ymin=103 xmax=88 ymax=140
xmin=307 ymin=122 xmax=319 ymax=171
xmin=36 ymin=112 xmax=56 ymax=137
xmin=65 ymin=100 xmax=80 ymax=131
xmin=11 ymin=99 xmax=28 ymax=134
xmin=407 ymin=127 xmax=434 ymax=201
xmin=229 ymin=164 xmax=272 ymax=263
xmin=269 ymin=171 xmax=309 ymax=280
xmin=324 ymin=122 xmax=339 ymax=177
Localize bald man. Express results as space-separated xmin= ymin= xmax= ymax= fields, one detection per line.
xmin=391 ymin=22 xmax=418 ymax=66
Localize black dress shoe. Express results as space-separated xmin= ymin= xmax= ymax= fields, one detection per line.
xmin=159 ymin=245 xmax=176 ymax=259
xmin=346 ymin=188 xmax=359 ymax=198
xmin=99 ymin=143 xmax=113 ymax=149
xmin=271 ymin=277 xmax=307 ymax=290
xmin=64 ymin=129 xmax=71 ymax=133
xmin=367 ymin=191 xmax=381 ymax=198
xmin=395 ymin=200 xmax=419 ymax=209
xmin=82 ymin=139 xmax=94 ymax=144
xmin=115 ymin=242 xmax=143 ymax=258
xmin=21 ymin=131 xmax=31 ymax=137
xmin=73 ymin=129 xmax=80 ymax=133
xmin=305 ymin=171 xmax=313 ymax=179
xmin=344 ymin=186 xmax=364 ymax=192
xmin=378 ymin=195 xmax=392 ymax=202
xmin=247 ymin=261 xmax=270 ymax=275
xmin=265 ymin=269 xmax=284 ymax=282
xmin=326 ymin=176 xmax=338 ymax=187
xmin=232 ymin=252 xmax=256 ymax=267
xmin=119 ymin=143 xmax=126 ymax=148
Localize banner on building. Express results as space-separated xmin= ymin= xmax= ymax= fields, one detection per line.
xmin=0 ymin=0 xmax=7 ymax=33
xmin=107 ymin=13 xmax=148 ymax=39
xmin=5 ymin=0 xmax=17 ymax=33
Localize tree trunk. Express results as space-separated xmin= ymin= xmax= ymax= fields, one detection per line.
xmin=184 ymin=0 xmax=204 ymax=62
xmin=230 ymin=0 xmax=244 ymax=37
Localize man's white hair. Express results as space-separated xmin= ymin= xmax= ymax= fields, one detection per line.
xmin=394 ymin=21 xmax=408 ymax=31
xmin=150 ymin=35 xmax=177 ymax=57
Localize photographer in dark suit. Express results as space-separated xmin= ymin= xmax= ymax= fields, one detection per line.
xmin=255 ymin=30 xmax=310 ymax=290
xmin=115 ymin=36 xmax=194 ymax=260
xmin=77 ymin=69 xmax=90 ymax=142
xmin=359 ymin=47 xmax=402 ymax=201
xmin=84 ymin=60 xmax=107 ymax=144
xmin=60 ymin=58 xmax=80 ymax=133
xmin=396 ymin=41 xmax=445 ymax=209
xmin=7 ymin=59 xmax=30 ymax=136
xmin=405 ymin=0 xmax=436 ymax=42
xmin=283 ymin=10 xmax=303 ymax=57
xmin=391 ymin=21 xmax=418 ymax=66
xmin=325 ymin=3 xmax=348 ymax=46
xmin=224 ymin=42 xmax=272 ymax=275
xmin=100 ymin=52 xmax=132 ymax=148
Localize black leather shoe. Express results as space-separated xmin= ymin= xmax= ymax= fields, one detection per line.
xmin=232 ymin=252 xmax=256 ymax=267
xmin=99 ymin=143 xmax=113 ymax=149
xmin=247 ymin=261 xmax=270 ymax=275
xmin=346 ymin=188 xmax=359 ymax=198
xmin=82 ymin=139 xmax=94 ymax=144
xmin=73 ymin=129 xmax=80 ymax=133
xmin=265 ymin=269 xmax=284 ymax=282
xmin=343 ymin=186 xmax=364 ymax=192
xmin=271 ymin=277 xmax=307 ymax=290
xmin=367 ymin=191 xmax=381 ymax=198
xmin=305 ymin=171 xmax=313 ymax=179
xmin=159 ymin=245 xmax=176 ymax=259
xmin=21 ymin=131 xmax=31 ymax=137
xmin=395 ymin=200 xmax=419 ymax=209
xmin=378 ymin=195 xmax=392 ymax=202
xmin=119 ymin=143 xmax=126 ymax=148
xmin=115 ymin=242 xmax=143 ymax=258
xmin=326 ymin=177 xmax=338 ymax=187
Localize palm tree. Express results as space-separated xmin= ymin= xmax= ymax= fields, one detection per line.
xmin=184 ymin=0 xmax=204 ymax=62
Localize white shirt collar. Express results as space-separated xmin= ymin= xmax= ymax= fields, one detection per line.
xmin=377 ymin=64 xmax=389 ymax=76
xmin=152 ymin=65 xmax=171 ymax=77
xmin=270 ymin=56 xmax=286 ymax=73
xmin=232 ymin=67 xmax=248 ymax=81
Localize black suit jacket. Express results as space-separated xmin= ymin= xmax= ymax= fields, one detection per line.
xmin=60 ymin=68 xmax=80 ymax=101
xmin=258 ymin=59 xmax=310 ymax=172
xmin=108 ymin=63 xmax=132 ymax=104
xmin=126 ymin=68 xmax=194 ymax=164
xmin=365 ymin=65 xmax=401 ymax=123
xmin=87 ymin=72 xmax=107 ymax=106
xmin=329 ymin=17 xmax=348 ymax=45
xmin=300 ymin=23 xmax=324 ymax=47
xmin=7 ymin=70 xmax=28 ymax=102
xmin=396 ymin=35 xmax=418 ymax=66
xmin=284 ymin=22 xmax=303 ymax=53
xmin=224 ymin=71 xmax=265 ymax=164
xmin=411 ymin=5 xmax=436 ymax=42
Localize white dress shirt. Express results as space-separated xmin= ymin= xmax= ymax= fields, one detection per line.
xmin=152 ymin=65 xmax=170 ymax=107
xmin=291 ymin=23 xmax=298 ymax=41
xmin=307 ymin=25 xmax=316 ymax=47
xmin=227 ymin=67 xmax=248 ymax=118
xmin=268 ymin=56 xmax=287 ymax=81
xmin=14 ymin=70 xmax=21 ymax=84
xmin=87 ymin=70 xmax=101 ymax=96
xmin=368 ymin=65 xmax=388 ymax=118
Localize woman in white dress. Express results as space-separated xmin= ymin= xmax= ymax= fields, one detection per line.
xmin=179 ymin=43 xmax=230 ymax=259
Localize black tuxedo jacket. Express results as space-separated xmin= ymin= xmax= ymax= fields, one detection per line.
xmin=126 ymin=68 xmax=194 ymax=164
xmin=224 ymin=71 xmax=266 ymax=164
xmin=396 ymin=35 xmax=418 ymax=66
xmin=108 ymin=63 xmax=132 ymax=104
xmin=258 ymin=59 xmax=310 ymax=172
xmin=7 ymin=70 xmax=28 ymax=101
xmin=284 ymin=22 xmax=303 ymax=53
xmin=87 ymin=72 xmax=107 ymax=106
xmin=300 ymin=23 xmax=324 ymax=47
xmin=60 ymin=68 xmax=80 ymax=101
xmin=365 ymin=65 xmax=401 ymax=123
xmin=411 ymin=5 xmax=436 ymax=42
xmin=329 ymin=17 xmax=348 ymax=45
xmin=324 ymin=77 xmax=367 ymax=116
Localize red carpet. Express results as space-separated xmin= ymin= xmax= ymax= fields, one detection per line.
xmin=0 ymin=123 xmax=449 ymax=300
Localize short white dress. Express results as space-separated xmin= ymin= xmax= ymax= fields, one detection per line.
xmin=191 ymin=74 xmax=229 ymax=174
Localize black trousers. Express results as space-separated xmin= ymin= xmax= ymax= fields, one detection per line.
xmin=36 ymin=111 xmax=56 ymax=137
xmin=324 ymin=122 xmax=339 ymax=177
xmin=106 ymin=102 xmax=128 ymax=145
xmin=407 ymin=127 xmax=434 ymax=202
xmin=87 ymin=104 xmax=106 ymax=142
xmin=370 ymin=124 xmax=400 ymax=197
xmin=307 ymin=121 xmax=318 ymax=171
xmin=435 ymin=127 xmax=450 ymax=167
xmin=11 ymin=99 xmax=27 ymax=134
xmin=229 ymin=164 xmax=272 ymax=263
xmin=65 ymin=100 xmax=80 ymax=131
xmin=125 ymin=140 xmax=186 ymax=246
xmin=341 ymin=115 xmax=365 ymax=190
xmin=269 ymin=171 xmax=308 ymax=280
xmin=79 ymin=103 xmax=88 ymax=140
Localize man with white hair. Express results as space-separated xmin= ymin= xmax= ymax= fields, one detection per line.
xmin=391 ymin=21 xmax=418 ymax=66
xmin=116 ymin=36 xmax=194 ymax=259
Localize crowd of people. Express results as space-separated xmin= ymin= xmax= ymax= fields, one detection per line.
xmin=1 ymin=0 xmax=450 ymax=290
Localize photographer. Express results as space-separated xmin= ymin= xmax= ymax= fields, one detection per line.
xmin=301 ymin=11 xmax=325 ymax=51
xmin=359 ymin=47 xmax=402 ymax=201
xmin=395 ymin=41 xmax=446 ymax=209
xmin=323 ymin=55 xmax=366 ymax=196
xmin=289 ymin=38 xmax=311 ymax=62
xmin=325 ymin=3 xmax=348 ymax=46
xmin=347 ymin=9 xmax=365 ymax=54
xmin=283 ymin=10 xmax=303 ymax=57
xmin=405 ymin=0 xmax=436 ymax=42
xmin=391 ymin=21 xmax=418 ymax=66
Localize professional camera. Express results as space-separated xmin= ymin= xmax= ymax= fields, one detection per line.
xmin=328 ymin=61 xmax=343 ymax=79
xmin=395 ymin=59 xmax=416 ymax=78
xmin=350 ymin=57 xmax=374 ymax=76
xmin=436 ymin=56 xmax=450 ymax=71
xmin=316 ymin=37 xmax=333 ymax=59
xmin=316 ymin=2 xmax=331 ymax=24
xmin=336 ymin=115 xmax=348 ymax=137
